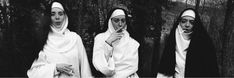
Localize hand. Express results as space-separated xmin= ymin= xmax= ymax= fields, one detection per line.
xmin=56 ymin=64 xmax=73 ymax=76
xmin=106 ymin=27 xmax=124 ymax=46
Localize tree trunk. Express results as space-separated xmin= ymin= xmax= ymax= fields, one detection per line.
xmin=201 ymin=0 xmax=206 ymax=14
xmin=131 ymin=0 xmax=164 ymax=77
xmin=195 ymin=0 xmax=200 ymax=11
xmin=222 ymin=0 xmax=234 ymax=76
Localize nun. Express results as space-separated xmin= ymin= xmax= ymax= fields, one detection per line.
xmin=27 ymin=1 xmax=93 ymax=78
xmin=92 ymin=8 xmax=140 ymax=78
xmin=157 ymin=8 xmax=219 ymax=77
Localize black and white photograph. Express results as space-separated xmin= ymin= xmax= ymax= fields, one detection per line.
xmin=0 ymin=0 xmax=233 ymax=77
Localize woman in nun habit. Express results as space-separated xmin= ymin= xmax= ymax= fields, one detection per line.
xmin=92 ymin=8 xmax=140 ymax=78
xmin=157 ymin=8 xmax=219 ymax=77
xmin=27 ymin=1 xmax=93 ymax=78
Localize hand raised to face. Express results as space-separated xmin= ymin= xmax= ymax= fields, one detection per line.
xmin=105 ymin=26 xmax=125 ymax=46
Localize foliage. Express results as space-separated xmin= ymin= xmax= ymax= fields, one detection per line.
xmin=0 ymin=0 xmax=234 ymax=77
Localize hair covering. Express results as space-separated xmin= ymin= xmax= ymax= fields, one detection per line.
xmin=28 ymin=2 xmax=92 ymax=78
xmin=179 ymin=9 xmax=195 ymax=34
xmin=158 ymin=8 xmax=219 ymax=77
xmin=158 ymin=10 xmax=192 ymax=78
xmin=51 ymin=2 xmax=64 ymax=11
xmin=108 ymin=9 xmax=126 ymax=33
xmin=46 ymin=1 xmax=73 ymax=53
xmin=106 ymin=9 xmax=130 ymax=47
xmin=92 ymin=8 xmax=139 ymax=77
xmin=50 ymin=2 xmax=68 ymax=35
xmin=181 ymin=9 xmax=195 ymax=18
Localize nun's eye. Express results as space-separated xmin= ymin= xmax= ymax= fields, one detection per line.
xmin=112 ymin=18 xmax=120 ymax=23
xmin=189 ymin=20 xmax=194 ymax=24
xmin=181 ymin=19 xmax=195 ymax=25
xmin=58 ymin=12 xmax=64 ymax=16
xmin=181 ymin=19 xmax=187 ymax=23
xmin=111 ymin=18 xmax=126 ymax=23
xmin=51 ymin=12 xmax=55 ymax=16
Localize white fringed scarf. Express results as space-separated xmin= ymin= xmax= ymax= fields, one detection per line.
xmin=106 ymin=9 xmax=131 ymax=59
xmin=44 ymin=2 xmax=77 ymax=53
xmin=103 ymin=9 xmax=139 ymax=77
xmin=174 ymin=25 xmax=191 ymax=77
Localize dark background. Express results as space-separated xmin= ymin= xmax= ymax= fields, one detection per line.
xmin=0 ymin=0 xmax=233 ymax=77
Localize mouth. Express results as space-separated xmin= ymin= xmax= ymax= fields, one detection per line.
xmin=52 ymin=22 xmax=62 ymax=28
xmin=55 ymin=22 xmax=61 ymax=25
xmin=183 ymin=29 xmax=192 ymax=33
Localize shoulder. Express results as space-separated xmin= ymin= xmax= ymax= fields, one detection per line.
xmin=129 ymin=37 xmax=140 ymax=49
xmin=69 ymin=31 xmax=82 ymax=41
xmin=94 ymin=32 xmax=108 ymax=41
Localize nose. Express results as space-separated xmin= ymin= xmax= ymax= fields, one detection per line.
xmin=119 ymin=21 xmax=124 ymax=26
xmin=185 ymin=22 xmax=191 ymax=28
xmin=55 ymin=15 xmax=59 ymax=20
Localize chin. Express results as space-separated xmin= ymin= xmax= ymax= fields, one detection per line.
xmin=52 ymin=26 xmax=62 ymax=30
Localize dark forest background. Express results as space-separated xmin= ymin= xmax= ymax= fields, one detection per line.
xmin=0 ymin=0 xmax=233 ymax=77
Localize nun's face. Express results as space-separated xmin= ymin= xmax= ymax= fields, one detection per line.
xmin=179 ymin=16 xmax=195 ymax=33
xmin=51 ymin=7 xmax=65 ymax=29
xmin=111 ymin=15 xmax=126 ymax=32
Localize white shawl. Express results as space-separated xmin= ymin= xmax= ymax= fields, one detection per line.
xmin=93 ymin=9 xmax=140 ymax=78
xmin=27 ymin=2 xmax=92 ymax=78
xmin=157 ymin=26 xmax=191 ymax=78
xmin=174 ymin=25 xmax=191 ymax=78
